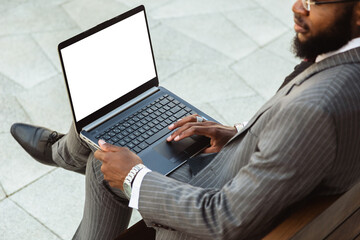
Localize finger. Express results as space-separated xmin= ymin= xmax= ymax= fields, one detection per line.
xmin=169 ymin=120 xmax=218 ymax=142
xmin=168 ymin=121 xmax=215 ymax=142
xmin=168 ymin=114 xmax=199 ymax=130
xmin=94 ymin=149 xmax=107 ymax=162
xmin=167 ymin=121 xmax=198 ymax=142
xmin=172 ymin=125 xmax=211 ymax=142
xmin=202 ymin=146 xmax=219 ymax=154
xmin=98 ymin=139 xmax=119 ymax=152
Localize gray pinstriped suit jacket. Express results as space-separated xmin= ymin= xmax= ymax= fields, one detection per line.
xmin=137 ymin=47 xmax=360 ymax=240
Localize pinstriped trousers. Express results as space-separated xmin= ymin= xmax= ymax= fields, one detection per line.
xmin=51 ymin=123 xmax=194 ymax=240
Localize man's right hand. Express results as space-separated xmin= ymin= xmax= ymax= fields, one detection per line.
xmin=166 ymin=114 xmax=237 ymax=153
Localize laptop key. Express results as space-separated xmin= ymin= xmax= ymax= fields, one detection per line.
xmin=133 ymin=146 xmax=141 ymax=153
xmin=160 ymin=99 xmax=169 ymax=105
xmin=139 ymin=142 xmax=148 ymax=150
xmin=145 ymin=127 xmax=172 ymax=145
xmin=137 ymin=136 xmax=145 ymax=142
xmin=127 ymin=143 xmax=135 ymax=149
xmin=157 ymin=116 xmax=164 ymax=122
xmin=174 ymin=109 xmax=187 ymax=119
xmin=171 ymin=106 xmax=181 ymax=113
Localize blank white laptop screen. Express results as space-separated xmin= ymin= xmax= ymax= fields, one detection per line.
xmin=60 ymin=11 xmax=156 ymax=121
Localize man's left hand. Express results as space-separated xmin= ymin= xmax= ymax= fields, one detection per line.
xmin=94 ymin=140 xmax=143 ymax=190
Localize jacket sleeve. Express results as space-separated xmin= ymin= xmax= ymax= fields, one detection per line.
xmin=137 ymin=102 xmax=336 ymax=240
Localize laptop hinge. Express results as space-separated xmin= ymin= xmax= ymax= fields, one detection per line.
xmin=83 ymin=87 xmax=159 ymax=132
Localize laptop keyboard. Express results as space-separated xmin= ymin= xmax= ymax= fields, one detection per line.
xmin=95 ymin=94 xmax=196 ymax=153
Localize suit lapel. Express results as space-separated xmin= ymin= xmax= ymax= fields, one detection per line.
xmin=224 ymin=47 xmax=360 ymax=146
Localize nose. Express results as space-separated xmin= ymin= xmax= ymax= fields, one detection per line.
xmin=292 ymin=0 xmax=309 ymax=16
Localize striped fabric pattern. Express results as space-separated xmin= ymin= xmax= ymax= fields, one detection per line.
xmin=138 ymin=48 xmax=360 ymax=240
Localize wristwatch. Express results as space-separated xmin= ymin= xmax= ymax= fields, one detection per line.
xmin=123 ymin=163 xmax=146 ymax=199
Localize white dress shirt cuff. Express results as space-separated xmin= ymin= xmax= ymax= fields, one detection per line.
xmin=128 ymin=167 xmax=152 ymax=209
xmin=234 ymin=121 xmax=248 ymax=133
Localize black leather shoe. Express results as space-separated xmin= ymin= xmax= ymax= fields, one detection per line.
xmin=10 ymin=123 xmax=64 ymax=167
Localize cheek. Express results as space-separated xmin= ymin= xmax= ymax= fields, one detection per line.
xmin=308 ymin=8 xmax=340 ymax=33
xmin=300 ymin=14 xmax=333 ymax=41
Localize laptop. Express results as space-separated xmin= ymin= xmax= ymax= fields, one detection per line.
xmin=58 ymin=5 xmax=217 ymax=175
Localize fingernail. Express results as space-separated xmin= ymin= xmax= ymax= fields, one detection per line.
xmin=174 ymin=136 xmax=179 ymax=141
xmin=167 ymin=136 xmax=171 ymax=141
xmin=168 ymin=124 xmax=174 ymax=129
xmin=99 ymin=139 xmax=106 ymax=145
xmin=177 ymin=119 xmax=182 ymax=122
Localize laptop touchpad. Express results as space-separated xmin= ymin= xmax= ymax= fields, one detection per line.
xmin=154 ymin=138 xmax=195 ymax=162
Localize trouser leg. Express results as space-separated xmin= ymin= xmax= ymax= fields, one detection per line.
xmin=52 ymin=123 xmax=90 ymax=171
xmin=73 ymin=155 xmax=193 ymax=239
xmin=52 ymin=122 xmax=200 ymax=239
xmin=73 ymin=154 xmax=132 ymax=240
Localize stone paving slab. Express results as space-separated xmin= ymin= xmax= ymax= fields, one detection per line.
xmin=231 ymin=48 xmax=296 ymax=100
xmin=115 ymin=0 xmax=172 ymax=11
xmin=0 ymin=73 xmax=24 ymax=97
xmin=15 ymin=74 xmax=73 ymax=133
xmin=150 ymin=0 xmax=258 ymax=19
xmin=0 ymin=0 xmax=26 ymax=14
xmin=10 ymin=168 xmax=85 ymax=240
xmin=33 ymin=28 xmax=82 ymax=72
xmin=0 ymin=199 xmax=61 ymax=240
xmin=0 ymin=186 xmax=6 ymax=201
xmin=162 ymin=63 xmax=256 ymax=107
xmin=151 ymin=24 xmax=234 ymax=66
xmin=264 ymin=30 xmax=299 ymax=65
xmin=162 ymin=13 xmax=258 ymax=61
xmin=0 ymin=35 xmax=57 ymax=89
xmin=0 ymin=132 xmax=55 ymax=195
xmin=62 ymin=0 xmax=130 ymax=31
xmin=209 ymin=95 xmax=268 ymax=125
xmin=0 ymin=94 xmax=30 ymax=134
xmin=254 ymin=0 xmax=294 ymax=29
xmin=0 ymin=0 xmax=77 ymax=36
xmin=223 ymin=8 xmax=289 ymax=47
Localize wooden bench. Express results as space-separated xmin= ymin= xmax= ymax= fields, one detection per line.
xmin=115 ymin=180 xmax=360 ymax=240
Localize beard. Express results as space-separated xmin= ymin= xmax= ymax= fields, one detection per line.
xmin=292 ymin=5 xmax=354 ymax=60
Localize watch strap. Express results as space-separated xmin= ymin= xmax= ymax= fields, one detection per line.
xmin=123 ymin=163 xmax=146 ymax=198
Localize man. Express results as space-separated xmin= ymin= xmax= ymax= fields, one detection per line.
xmin=10 ymin=0 xmax=360 ymax=239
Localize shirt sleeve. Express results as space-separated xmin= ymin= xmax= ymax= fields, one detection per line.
xmin=129 ymin=167 xmax=152 ymax=209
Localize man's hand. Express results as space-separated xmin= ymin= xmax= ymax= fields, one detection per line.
xmin=166 ymin=114 xmax=237 ymax=153
xmin=94 ymin=140 xmax=143 ymax=190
